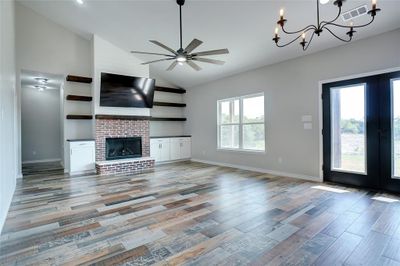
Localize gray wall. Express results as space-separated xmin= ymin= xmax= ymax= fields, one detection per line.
xmin=0 ymin=0 xmax=17 ymax=233
xmin=185 ymin=29 xmax=400 ymax=181
xmin=21 ymin=87 xmax=61 ymax=162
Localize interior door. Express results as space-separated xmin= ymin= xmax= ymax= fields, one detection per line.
xmin=323 ymin=76 xmax=380 ymax=188
xmin=379 ymin=72 xmax=400 ymax=193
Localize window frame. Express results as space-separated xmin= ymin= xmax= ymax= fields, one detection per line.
xmin=217 ymin=92 xmax=265 ymax=153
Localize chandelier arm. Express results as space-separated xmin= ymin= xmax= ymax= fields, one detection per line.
xmin=319 ymin=5 xmax=341 ymax=28
xmin=281 ymin=24 xmax=317 ymax=35
xmin=303 ymin=31 xmax=316 ymax=51
xmin=321 ymin=15 xmax=375 ymax=30
xmin=276 ymin=35 xmax=303 ymax=48
xmin=276 ymin=27 xmax=315 ymax=48
xmin=324 ymin=26 xmax=352 ymax=43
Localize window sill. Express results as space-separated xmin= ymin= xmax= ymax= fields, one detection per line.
xmin=217 ymin=148 xmax=266 ymax=154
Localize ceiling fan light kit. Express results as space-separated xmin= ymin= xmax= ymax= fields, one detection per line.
xmin=273 ymin=0 xmax=381 ymax=51
xmin=131 ymin=0 xmax=229 ymax=71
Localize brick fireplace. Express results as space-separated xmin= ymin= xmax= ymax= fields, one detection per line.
xmin=95 ymin=115 xmax=155 ymax=175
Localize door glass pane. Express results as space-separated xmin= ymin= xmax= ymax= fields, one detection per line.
xmin=331 ymin=84 xmax=366 ymax=173
xmin=393 ymin=79 xmax=400 ymax=178
xmin=220 ymin=125 xmax=239 ymax=149
xmin=243 ymin=124 xmax=265 ymax=150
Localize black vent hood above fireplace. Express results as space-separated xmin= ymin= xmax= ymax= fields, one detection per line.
xmin=105 ymin=137 xmax=142 ymax=160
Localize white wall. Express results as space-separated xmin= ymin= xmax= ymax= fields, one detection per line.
xmin=21 ymin=88 xmax=61 ymax=162
xmin=15 ymin=3 xmax=92 ymax=173
xmin=149 ymin=71 xmax=186 ymax=137
xmin=0 ymin=0 xmax=17 ymax=233
xmin=185 ymin=29 xmax=400 ymax=181
xmin=92 ymin=35 xmax=150 ymax=116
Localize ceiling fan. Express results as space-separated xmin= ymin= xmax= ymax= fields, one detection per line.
xmin=130 ymin=0 xmax=229 ymax=71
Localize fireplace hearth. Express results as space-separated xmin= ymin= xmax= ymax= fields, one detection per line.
xmin=105 ymin=137 xmax=142 ymax=160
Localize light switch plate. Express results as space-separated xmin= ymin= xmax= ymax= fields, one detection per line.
xmin=304 ymin=123 xmax=313 ymax=130
xmin=302 ymin=115 xmax=312 ymax=122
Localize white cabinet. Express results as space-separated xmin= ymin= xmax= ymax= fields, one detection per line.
xmin=150 ymin=138 xmax=171 ymax=162
xmin=150 ymin=137 xmax=191 ymax=163
xmin=67 ymin=140 xmax=95 ymax=174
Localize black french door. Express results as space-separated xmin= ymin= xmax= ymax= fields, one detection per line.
xmin=323 ymin=71 xmax=400 ymax=194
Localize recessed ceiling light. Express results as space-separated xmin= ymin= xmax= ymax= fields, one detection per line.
xmin=34 ymin=85 xmax=48 ymax=91
xmin=34 ymin=77 xmax=48 ymax=84
xmin=320 ymin=0 xmax=330 ymax=4
xmin=76 ymin=0 xmax=84 ymax=5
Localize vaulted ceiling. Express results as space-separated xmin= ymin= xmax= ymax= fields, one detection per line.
xmin=18 ymin=0 xmax=400 ymax=88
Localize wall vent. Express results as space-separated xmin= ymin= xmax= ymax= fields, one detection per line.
xmin=341 ymin=5 xmax=368 ymax=22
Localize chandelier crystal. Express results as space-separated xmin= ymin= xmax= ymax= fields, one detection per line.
xmin=273 ymin=0 xmax=381 ymax=51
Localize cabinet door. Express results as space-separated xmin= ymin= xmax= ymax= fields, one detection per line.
xmin=170 ymin=139 xmax=181 ymax=160
xmin=70 ymin=146 xmax=95 ymax=172
xmin=180 ymin=139 xmax=191 ymax=159
xmin=150 ymin=140 xmax=160 ymax=161
xmin=159 ymin=140 xmax=170 ymax=162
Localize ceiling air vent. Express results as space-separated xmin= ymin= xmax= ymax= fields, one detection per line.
xmin=341 ymin=5 xmax=368 ymax=22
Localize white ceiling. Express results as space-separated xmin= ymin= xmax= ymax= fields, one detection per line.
xmin=18 ymin=0 xmax=400 ymax=88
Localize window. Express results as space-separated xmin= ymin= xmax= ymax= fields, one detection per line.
xmin=217 ymin=93 xmax=265 ymax=151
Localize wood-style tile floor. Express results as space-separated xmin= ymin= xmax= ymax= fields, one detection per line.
xmin=1 ymin=161 xmax=400 ymax=265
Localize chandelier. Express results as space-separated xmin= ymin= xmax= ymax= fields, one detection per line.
xmin=272 ymin=0 xmax=380 ymax=51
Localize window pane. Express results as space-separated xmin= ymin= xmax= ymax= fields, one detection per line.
xmin=220 ymin=101 xmax=231 ymax=124
xmin=243 ymin=124 xmax=265 ymax=150
xmin=243 ymin=95 xmax=264 ymax=123
xmin=331 ymin=85 xmax=366 ymax=173
xmin=220 ymin=125 xmax=239 ymax=149
xmin=233 ymin=99 xmax=240 ymax=123
xmin=393 ymin=79 xmax=400 ymax=178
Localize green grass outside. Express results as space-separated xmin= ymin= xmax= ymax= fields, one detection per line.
xmin=339 ymin=154 xmax=400 ymax=177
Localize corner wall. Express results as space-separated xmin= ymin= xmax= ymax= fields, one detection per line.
xmin=0 ymin=0 xmax=17 ymax=233
xmin=185 ymin=29 xmax=400 ymax=181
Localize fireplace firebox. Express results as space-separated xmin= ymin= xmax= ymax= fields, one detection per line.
xmin=105 ymin=137 xmax=142 ymax=160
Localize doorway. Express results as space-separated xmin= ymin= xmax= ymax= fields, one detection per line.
xmin=322 ymin=71 xmax=400 ymax=194
xmin=21 ymin=70 xmax=64 ymax=176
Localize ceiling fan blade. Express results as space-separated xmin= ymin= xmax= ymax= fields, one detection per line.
xmin=186 ymin=60 xmax=202 ymax=71
xmin=184 ymin=39 xmax=203 ymax=53
xmin=166 ymin=61 xmax=178 ymax=71
xmin=149 ymin=40 xmax=178 ymax=55
xmin=191 ymin=48 xmax=229 ymax=57
xmin=131 ymin=51 xmax=174 ymax=57
xmin=192 ymin=57 xmax=225 ymax=65
xmin=141 ymin=58 xmax=174 ymax=65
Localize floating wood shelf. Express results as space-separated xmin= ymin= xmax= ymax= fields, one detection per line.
xmin=66 ymin=115 xmax=93 ymax=120
xmin=153 ymin=101 xmax=186 ymax=107
xmin=150 ymin=117 xmax=187 ymax=121
xmin=95 ymin=115 xmax=151 ymax=120
xmin=154 ymin=86 xmax=186 ymax=94
xmin=66 ymin=75 xmax=92 ymax=84
xmin=66 ymin=95 xmax=93 ymax=102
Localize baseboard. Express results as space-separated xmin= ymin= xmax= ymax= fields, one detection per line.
xmin=22 ymin=158 xmax=61 ymax=164
xmin=155 ymin=158 xmax=191 ymax=165
xmin=191 ymin=158 xmax=322 ymax=182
